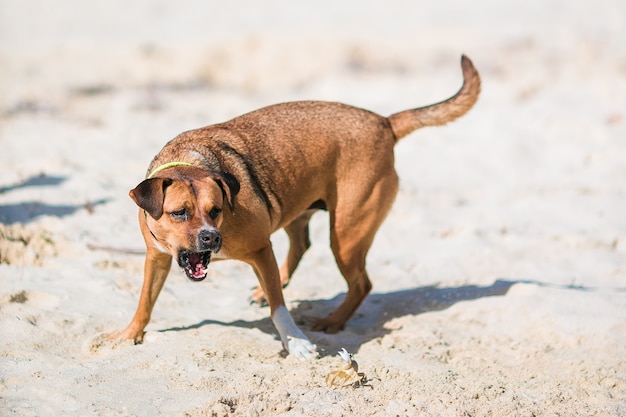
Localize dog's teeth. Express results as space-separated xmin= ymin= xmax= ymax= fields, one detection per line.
xmin=189 ymin=263 xmax=208 ymax=279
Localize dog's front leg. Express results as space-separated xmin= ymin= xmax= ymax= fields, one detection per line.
xmin=113 ymin=248 xmax=172 ymax=343
xmin=249 ymin=244 xmax=317 ymax=360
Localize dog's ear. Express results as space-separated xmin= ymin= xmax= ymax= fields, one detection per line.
xmin=212 ymin=172 xmax=240 ymax=212
xmin=129 ymin=178 xmax=173 ymax=220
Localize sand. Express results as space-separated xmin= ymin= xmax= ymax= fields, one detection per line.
xmin=1 ymin=1 xmax=625 ymax=415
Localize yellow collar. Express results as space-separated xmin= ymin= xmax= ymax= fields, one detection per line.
xmin=148 ymin=161 xmax=193 ymax=178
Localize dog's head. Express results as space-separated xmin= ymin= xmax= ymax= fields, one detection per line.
xmin=129 ymin=167 xmax=240 ymax=281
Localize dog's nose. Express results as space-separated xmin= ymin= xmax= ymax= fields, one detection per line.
xmin=198 ymin=229 xmax=221 ymax=251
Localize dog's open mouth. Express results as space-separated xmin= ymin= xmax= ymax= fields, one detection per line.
xmin=177 ymin=250 xmax=211 ymax=281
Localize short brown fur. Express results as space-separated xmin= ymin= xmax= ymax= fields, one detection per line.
xmin=113 ymin=56 xmax=481 ymax=357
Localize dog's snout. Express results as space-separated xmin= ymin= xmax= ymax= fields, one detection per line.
xmin=198 ymin=229 xmax=221 ymax=251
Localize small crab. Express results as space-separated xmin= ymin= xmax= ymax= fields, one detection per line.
xmin=325 ymin=348 xmax=370 ymax=388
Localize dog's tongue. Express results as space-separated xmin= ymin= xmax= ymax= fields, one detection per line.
xmin=188 ymin=253 xmax=207 ymax=278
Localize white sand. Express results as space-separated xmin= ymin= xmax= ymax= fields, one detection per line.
xmin=1 ymin=1 xmax=625 ymax=415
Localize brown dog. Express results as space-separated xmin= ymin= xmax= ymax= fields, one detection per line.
xmin=114 ymin=55 xmax=480 ymax=360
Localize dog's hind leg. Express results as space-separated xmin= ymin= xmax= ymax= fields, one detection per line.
xmin=279 ymin=209 xmax=315 ymax=287
xmin=312 ymin=174 xmax=399 ymax=334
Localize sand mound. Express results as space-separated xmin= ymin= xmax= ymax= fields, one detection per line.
xmin=0 ymin=224 xmax=57 ymax=266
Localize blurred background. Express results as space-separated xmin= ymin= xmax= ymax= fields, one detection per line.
xmin=2 ymin=0 xmax=624 ymax=105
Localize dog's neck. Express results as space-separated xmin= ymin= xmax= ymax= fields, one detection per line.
xmin=148 ymin=161 xmax=193 ymax=179
xmin=147 ymin=149 xmax=222 ymax=179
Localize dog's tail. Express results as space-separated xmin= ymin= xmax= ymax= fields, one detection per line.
xmin=388 ymin=55 xmax=481 ymax=141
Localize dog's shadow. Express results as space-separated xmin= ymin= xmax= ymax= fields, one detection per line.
xmin=161 ymin=279 xmax=519 ymax=356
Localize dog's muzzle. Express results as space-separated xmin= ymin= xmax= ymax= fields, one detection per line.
xmin=177 ymin=250 xmax=211 ymax=281
xmin=198 ymin=229 xmax=221 ymax=253
xmin=177 ymin=229 xmax=221 ymax=282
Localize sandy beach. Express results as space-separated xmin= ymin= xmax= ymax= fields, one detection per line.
xmin=1 ymin=1 xmax=625 ymax=415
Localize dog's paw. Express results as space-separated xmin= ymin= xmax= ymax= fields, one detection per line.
xmin=108 ymin=327 xmax=145 ymax=344
xmin=287 ymin=336 xmax=318 ymax=361
xmin=272 ymin=305 xmax=317 ymax=360
xmin=248 ymin=285 xmax=269 ymax=307
xmin=312 ymin=317 xmax=345 ymax=334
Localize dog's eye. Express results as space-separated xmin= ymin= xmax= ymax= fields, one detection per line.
xmin=169 ymin=208 xmax=188 ymax=220
xmin=209 ymin=207 xmax=222 ymax=220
